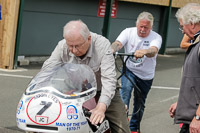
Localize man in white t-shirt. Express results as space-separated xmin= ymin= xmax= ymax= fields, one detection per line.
xmin=112 ymin=12 xmax=162 ymax=133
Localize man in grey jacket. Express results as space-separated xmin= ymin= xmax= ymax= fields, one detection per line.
xmin=169 ymin=3 xmax=200 ymax=133
xmin=37 ymin=20 xmax=130 ymax=133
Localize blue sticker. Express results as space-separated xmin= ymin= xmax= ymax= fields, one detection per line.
xmin=17 ymin=100 xmax=23 ymax=114
xmin=16 ymin=118 xmax=26 ymax=123
xmin=66 ymin=105 xmax=78 ymax=120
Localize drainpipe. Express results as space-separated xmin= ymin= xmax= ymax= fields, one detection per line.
xmin=14 ymin=0 xmax=25 ymax=69
xmin=102 ymin=0 xmax=113 ymax=38
xmin=159 ymin=0 xmax=172 ymax=54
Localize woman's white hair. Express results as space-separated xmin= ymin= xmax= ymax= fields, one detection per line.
xmin=136 ymin=12 xmax=154 ymax=27
xmin=176 ymin=3 xmax=200 ymax=25
xmin=63 ymin=20 xmax=90 ymax=40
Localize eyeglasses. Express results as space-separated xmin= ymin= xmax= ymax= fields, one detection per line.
xmin=68 ymin=40 xmax=87 ymax=50
xmin=179 ymin=27 xmax=183 ymax=32
xmin=179 ymin=25 xmax=183 ymax=32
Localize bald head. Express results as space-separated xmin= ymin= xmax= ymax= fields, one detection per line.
xmin=63 ymin=20 xmax=90 ymax=40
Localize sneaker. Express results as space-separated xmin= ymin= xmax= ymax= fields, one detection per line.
xmin=131 ymin=132 xmax=139 ymax=133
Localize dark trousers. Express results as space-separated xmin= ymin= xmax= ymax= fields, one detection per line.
xmin=96 ymin=90 xmax=131 ymax=133
xmin=180 ymin=124 xmax=189 ymax=133
xmin=105 ymin=89 xmax=131 ymax=133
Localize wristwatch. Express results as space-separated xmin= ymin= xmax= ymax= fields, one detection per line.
xmin=195 ymin=115 xmax=200 ymax=120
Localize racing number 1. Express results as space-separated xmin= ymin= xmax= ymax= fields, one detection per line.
xmin=37 ymin=101 xmax=52 ymax=115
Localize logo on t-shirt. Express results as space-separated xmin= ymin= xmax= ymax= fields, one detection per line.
xmin=143 ymin=41 xmax=150 ymax=46
xmin=129 ymin=56 xmax=145 ymax=67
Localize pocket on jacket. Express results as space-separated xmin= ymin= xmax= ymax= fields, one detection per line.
xmin=90 ymin=65 xmax=100 ymax=72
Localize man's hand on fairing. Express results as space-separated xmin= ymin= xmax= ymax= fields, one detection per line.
xmin=89 ymin=102 xmax=106 ymax=125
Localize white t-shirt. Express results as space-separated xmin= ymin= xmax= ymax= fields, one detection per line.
xmin=116 ymin=27 xmax=162 ymax=80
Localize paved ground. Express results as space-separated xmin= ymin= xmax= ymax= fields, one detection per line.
xmin=0 ymin=53 xmax=185 ymax=133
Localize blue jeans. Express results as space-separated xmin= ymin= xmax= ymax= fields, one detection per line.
xmin=120 ymin=67 xmax=153 ymax=132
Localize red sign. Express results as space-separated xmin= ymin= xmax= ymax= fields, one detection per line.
xmin=97 ymin=0 xmax=118 ymax=18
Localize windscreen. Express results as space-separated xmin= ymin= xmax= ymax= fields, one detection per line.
xmin=27 ymin=63 xmax=97 ymax=95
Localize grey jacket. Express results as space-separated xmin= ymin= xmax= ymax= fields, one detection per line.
xmin=175 ymin=35 xmax=200 ymax=124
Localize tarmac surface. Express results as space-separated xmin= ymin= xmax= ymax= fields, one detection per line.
xmin=0 ymin=53 xmax=185 ymax=133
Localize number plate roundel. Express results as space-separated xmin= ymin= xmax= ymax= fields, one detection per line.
xmin=26 ymin=93 xmax=62 ymax=125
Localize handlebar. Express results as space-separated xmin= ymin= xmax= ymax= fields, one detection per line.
xmin=114 ymin=52 xmax=142 ymax=103
xmin=83 ymin=107 xmax=108 ymax=131
xmin=113 ymin=52 xmax=135 ymax=56
xmin=83 ymin=107 xmax=91 ymax=118
xmin=114 ymin=52 xmax=143 ymax=131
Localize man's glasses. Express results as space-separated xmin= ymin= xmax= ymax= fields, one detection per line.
xmin=179 ymin=27 xmax=183 ymax=32
xmin=68 ymin=40 xmax=86 ymax=50
xmin=179 ymin=26 xmax=183 ymax=32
